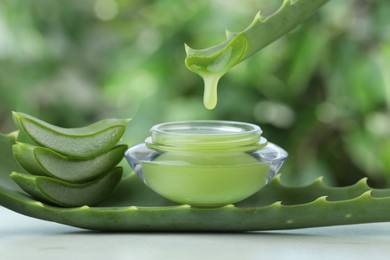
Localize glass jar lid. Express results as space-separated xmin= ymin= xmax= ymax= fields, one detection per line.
xmin=145 ymin=120 xmax=267 ymax=153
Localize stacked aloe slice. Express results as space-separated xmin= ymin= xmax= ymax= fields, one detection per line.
xmin=10 ymin=112 xmax=130 ymax=207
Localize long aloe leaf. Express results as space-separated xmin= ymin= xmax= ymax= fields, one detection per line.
xmin=2 ymin=132 xmax=390 ymax=231
xmin=185 ymin=0 xmax=329 ymax=109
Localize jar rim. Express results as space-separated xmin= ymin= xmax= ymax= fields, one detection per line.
xmin=147 ymin=120 xmax=264 ymax=152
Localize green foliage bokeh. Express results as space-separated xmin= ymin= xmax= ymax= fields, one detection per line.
xmin=0 ymin=0 xmax=389 ymax=187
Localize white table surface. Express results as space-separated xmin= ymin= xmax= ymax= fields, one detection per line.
xmin=1 ymin=206 xmax=390 ymax=260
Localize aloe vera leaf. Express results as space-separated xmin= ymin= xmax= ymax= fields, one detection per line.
xmin=12 ymin=143 xmax=42 ymax=176
xmin=13 ymin=142 xmax=128 ymax=183
xmin=12 ymin=112 xmax=130 ymax=159
xmin=0 ymin=132 xmax=26 ymax=192
xmin=184 ymin=0 xmax=329 ymax=109
xmin=2 ymin=172 xmax=390 ymax=231
xmin=9 ymin=167 xmax=123 ymax=207
xmin=3 ymin=132 xmax=390 ymax=231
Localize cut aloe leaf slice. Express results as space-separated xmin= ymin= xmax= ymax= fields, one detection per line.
xmin=12 ymin=112 xmax=130 ymax=159
xmin=0 ymin=131 xmax=26 ymax=192
xmin=9 ymin=167 xmax=123 ymax=207
xmin=13 ymin=142 xmax=127 ymax=183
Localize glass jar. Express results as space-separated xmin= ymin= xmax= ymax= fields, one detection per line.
xmin=125 ymin=120 xmax=287 ymax=207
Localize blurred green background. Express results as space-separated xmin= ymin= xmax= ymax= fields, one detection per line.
xmin=0 ymin=0 xmax=389 ymax=187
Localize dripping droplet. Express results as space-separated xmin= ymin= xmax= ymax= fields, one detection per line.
xmin=202 ymin=74 xmax=222 ymax=110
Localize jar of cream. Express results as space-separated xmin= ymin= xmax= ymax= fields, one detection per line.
xmin=125 ymin=120 xmax=287 ymax=207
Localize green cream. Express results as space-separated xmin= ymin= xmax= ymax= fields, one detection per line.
xmin=127 ymin=121 xmax=276 ymax=207
xmin=142 ymin=152 xmax=270 ymax=207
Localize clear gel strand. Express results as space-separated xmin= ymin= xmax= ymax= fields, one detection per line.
xmin=202 ymin=74 xmax=222 ymax=110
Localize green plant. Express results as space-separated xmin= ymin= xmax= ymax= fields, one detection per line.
xmin=185 ymin=0 xmax=329 ymax=109
xmin=10 ymin=168 xmax=123 ymax=207
xmin=13 ymin=142 xmax=127 ymax=183
xmin=13 ymin=112 xmax=130 ymax=158
xmin=9 ymin=112 xmax=129 ymax=206
xmin=2 ymin=131 xmax=390 ymax=231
